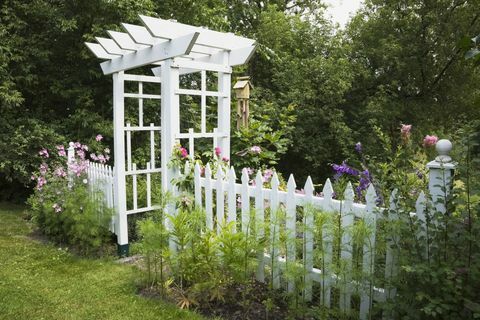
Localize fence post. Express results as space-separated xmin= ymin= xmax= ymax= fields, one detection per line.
xmin=426 ymin=139 xmax=456 ymax=214
xmin=67 ymin=142 xmax=75 ymax=188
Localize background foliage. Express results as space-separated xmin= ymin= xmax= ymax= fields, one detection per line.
xmin=1 ymin=0 xmax=479 ymax=201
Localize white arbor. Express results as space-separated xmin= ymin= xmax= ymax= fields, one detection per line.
xmin=86 ymin=15 xmax=256 ymax=255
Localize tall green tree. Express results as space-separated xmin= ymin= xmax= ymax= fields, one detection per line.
xmin=343 ymin=0 xmax=480 ymax=156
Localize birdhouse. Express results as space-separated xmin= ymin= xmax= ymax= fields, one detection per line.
xmin=233 ymin=76 xmax=253 ymax=129
xmin=233 ymin=76 xmax=253 ymax=99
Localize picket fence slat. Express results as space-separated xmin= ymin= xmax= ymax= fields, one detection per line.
xmin=227 ymin=167 xmax=237 ymax=231
xmin=303 ymin=176 xmax=314 ymax=301
xmin=216 ymin=167 xmax=225 ymax=232
xmin=205 ymin=163 xmax=213 ymax=230
xmin=286 ymin=174 xmax=296 ymax=293
xmin=255 ymin=171 xmax=265 ymax=282
xmin=320 ymin=178 xmax=333 ymax=307
xmin=339 ymin=182 xmax=355 ymax=311
xmin=270 ymin=172 xmax=281 ymax=289
xmin=241 ymin=168 xmax=250 ymax=234
xmin=360 ymin=184 xmax=378 ymax=320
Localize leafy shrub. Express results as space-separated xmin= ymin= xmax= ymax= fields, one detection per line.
xmin=28 ymin=138 xmax=113 ymax=255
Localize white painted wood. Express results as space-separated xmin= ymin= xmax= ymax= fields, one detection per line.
xmin=138 ymin=82 xmax=144 ymax=127
xmin=303 ymin=176 xmax=314 ymax=301
xmin=194 ymin=163 xmax=202 ymax=208
xmin=320 ymin=178 xmax=334 ymax=307
xmin=139 ymin=15 xmax=255 ymax=50
xmin=108 ymin=30 xmax=148 ymax=51
xmin=216 ymin=167 xmax=225 ymax=232
xmin=188 ymin=128 xmax=194 ymax=160
xmin=112 ymin=71 xmax=128 ymax=245
xmin=416 ymin=191 xmax=427 ymax=242
xmin=212 ymin=128 xmax=218 ymax=156
xmin=339 ymin=182 xmax=355 ymax=311
xmin=286 ymin=174 xmax=296 ymax=293
xmin=188 ymin=45 xmax=256 ymax=67
xmin=146 ymin=162 xmax=152 ymax=208
xmin=176 ymin=131 xmax=226 ymax=139
xmin=126 ymin=122 xmax=132 ymax=171
xmin=126 ymin=205 xmax=162 ymax=215
xmin=217 ymin=52 xmax=231 ymax=160
xmin=176 ymin=88 xmax=226 ymax=98
xmin=150 ymin=123 xmax=155 ymax=168
xmin=132 ymin=163 xmax=138 ymax=210
xmin=255 ymin=171 xmax=265 ymax=282
xmin=201 ymin=70 xmax=207 ymax=133
xmin=241 ymin=168 xmax=250 ymax=234
xmin=124 ymin=73 xmax=161 ymax=83
xmin=227 ymin=167 xmax=237 ymax=231
xmin=100 ymin=32 xmax=199 ymax=75
xmin=205 ymin=163 xmax=213 ymax=230
xmin=96 ymin=37 xmax=130 ymax=55
xmin=122 ymin=23 xmax=159 ymax=46
xmin=124 ymin=93 xmax=161 ymax=99
xmin=360 ymin=184 xmax=378 ymax=320
xmin=161 ymin=60 xmax=180 ymax=193
xmin=125 ymin=167 xmax=162 ymax=175
xmin=171 ymin=58 xmax=231 ymax=73
xmin=85 ymin=42 xmax=118 ymax=60
xmin=123 ymin=125 xmax=161 ymax=132
xmin=384 ymin=189 xmax=399 ymax=310
xmin=270 ymin=172 xmax=281 ymax=289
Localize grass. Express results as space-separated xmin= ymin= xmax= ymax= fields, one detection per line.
xmin=0 ymin=202 xmax=205 ymax=320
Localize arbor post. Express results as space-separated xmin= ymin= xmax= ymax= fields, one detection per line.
xmin=427 ymin=139 xmax=456 ymax=214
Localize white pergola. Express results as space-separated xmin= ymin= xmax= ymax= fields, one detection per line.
xmin=86 ymin=15 xmax=256 ymax=255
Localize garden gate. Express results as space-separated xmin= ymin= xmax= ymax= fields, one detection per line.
xmin=85 ymin=15 xmax=256 ymax=255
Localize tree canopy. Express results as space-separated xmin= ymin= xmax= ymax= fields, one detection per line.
xmin=1 ymin=0 xmax=479 ymax=200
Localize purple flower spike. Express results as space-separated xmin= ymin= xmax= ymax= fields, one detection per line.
xmin=332 ymin=161 xmax=359 ymax=179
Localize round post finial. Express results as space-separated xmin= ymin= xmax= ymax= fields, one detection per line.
xmin=435 ymin=139 xmax=452 ymax=163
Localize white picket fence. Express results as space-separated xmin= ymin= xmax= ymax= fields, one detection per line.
xmin=82 ymin=155 xmax=432 ymax=319
xmin=86 ymin=162 xmax=116 ymax=233
xmin=188 ymin=161 xmax=429 ymax=320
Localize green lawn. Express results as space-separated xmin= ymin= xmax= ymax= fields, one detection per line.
xmin=0 ymin=202 xmax=204 ymax=320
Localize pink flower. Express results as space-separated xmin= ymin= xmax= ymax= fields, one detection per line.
xmin=74 ymin=142 xmax=81 ymax=149
xmin=250 ymin=146 xmax=261 ymax=154
xmin=97 ymin=154 xmax=106 ymax=164
xmin=38 ymin=148 xmax=49 ymax=158
xmin=215 ymin=147 xmax=221 ymax=157
xmin=30 ymin=175 xmax=36 ymax=181
xmin=222 ymin=156 xmax=229 ymax=162
xmin=95 ymin=134 xmax=103 ymax=142
xmin=39 ymin=163 xmax=48 ymax=175
xmin=81 ymin=145 xmax=89 ymax=151
xmin=76 ymin=149 xmax=85 ymax=160
xmin=36 ymin=176 xmax=47 ymax=190
xmin=246 ymin=167 xmax=254 ymax=176
xmin=52 ymin=203 xmax=62 ymax=213
xmin=54 ymin=167 xmax=67 ymax=178
xmin=56 ymin=145 xmax=66 ymax=157
xmin=68 ymin=160 xmax=89 ymax=177
xmin=400 ymin=124 xmax=412 ymax=139
xmin=263 ymin=169 xmax=274 ymax=183
xmin=179 ymin=147 xmax=188 ymax=158
xmin=423 ymin=135 xmax=438 ymax=147
xmin=90 ymin=153 xmax=98 ymax=161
